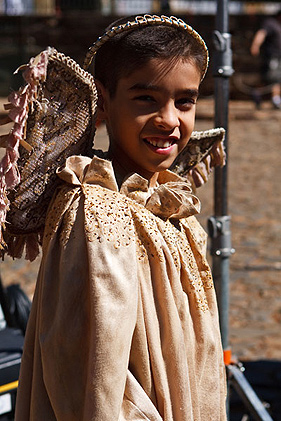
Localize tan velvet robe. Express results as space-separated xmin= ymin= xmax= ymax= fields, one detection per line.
xmin=15 ymin=155 xmax=227 ymax=421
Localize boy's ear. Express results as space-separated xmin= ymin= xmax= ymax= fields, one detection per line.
xmin=94 ymin=79 xmax=108 ymax=119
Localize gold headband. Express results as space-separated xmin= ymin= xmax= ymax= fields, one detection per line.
xmin=83 ymin=14 xmax=209 ymax=81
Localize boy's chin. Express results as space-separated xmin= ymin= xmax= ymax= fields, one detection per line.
xmin=157 ymin=159 xmax=178 ymax=172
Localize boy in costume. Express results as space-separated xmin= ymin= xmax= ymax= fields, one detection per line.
xmin=0 ymin=15 xmax=227 ymax=420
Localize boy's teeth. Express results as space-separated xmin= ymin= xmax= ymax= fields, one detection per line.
xmin=146 ymin=138 xmax=173 ymax=148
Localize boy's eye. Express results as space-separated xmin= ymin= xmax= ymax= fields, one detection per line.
xmin=134 ymin=95 xmax=155 ymax=102
xmin=176 ymin=97 xmax=196 ymax=108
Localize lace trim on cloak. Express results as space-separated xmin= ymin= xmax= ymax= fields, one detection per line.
xmin=0 ymin=48 xmax=225 ymax=261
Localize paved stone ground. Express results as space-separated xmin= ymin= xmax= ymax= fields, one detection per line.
xmin=195 ymin=100 xmax=281 ymax=361
xmin=1 ymin=98 xmax=280 ymax=361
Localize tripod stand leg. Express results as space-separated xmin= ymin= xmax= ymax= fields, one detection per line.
xmin=227 ymin=364 xmax=273 ymax=421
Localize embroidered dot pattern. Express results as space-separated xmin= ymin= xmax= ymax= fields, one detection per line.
xmin=44 ymin=184 xmax=214 ymax=312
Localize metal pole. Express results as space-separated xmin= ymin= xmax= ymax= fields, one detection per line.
xmin=208 ymin=2 xmax=234 ymax=418
xmin=210 ymin=5 xmax=275 ymax=420
xmin=228 ymin=365 xmax=274 ymax=421
xmin=209 ymin=0 xmax=234 ymax=352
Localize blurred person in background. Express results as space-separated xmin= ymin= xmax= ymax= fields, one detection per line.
xmin=251 ymin=10 xmax=281 ymax=109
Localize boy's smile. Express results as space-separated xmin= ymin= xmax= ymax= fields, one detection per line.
xmin=97 ymin=58 xmax=201 ymax=186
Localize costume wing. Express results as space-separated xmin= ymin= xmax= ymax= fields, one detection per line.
xmin=170 ymin=127 xmax=226 ymax=189
xmin=0 ymin=48 xmax=97 ymax=260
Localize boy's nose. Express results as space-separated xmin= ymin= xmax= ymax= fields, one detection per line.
xmin=153 ymin=105 xmax=179 ymax=130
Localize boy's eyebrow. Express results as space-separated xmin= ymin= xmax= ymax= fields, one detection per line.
xmin=128 ymin=83 xmax=199 ymax=98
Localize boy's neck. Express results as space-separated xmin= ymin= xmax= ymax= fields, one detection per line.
xmin=108 ymin=151 xmax=159 ymax=188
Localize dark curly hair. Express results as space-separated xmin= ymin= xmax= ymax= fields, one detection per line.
xmin=94 ymin=16 xmax=207 ymax=97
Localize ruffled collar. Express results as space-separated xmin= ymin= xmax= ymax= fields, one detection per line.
xmin=57 ymin=153 xmax=201 ymax=220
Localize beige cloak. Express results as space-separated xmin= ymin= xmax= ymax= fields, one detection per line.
xmin=15 ymin=154 xmax=226 ymax=421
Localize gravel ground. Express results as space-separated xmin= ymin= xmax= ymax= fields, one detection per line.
xmin=1 ymin=98 xmax=280 ymax=361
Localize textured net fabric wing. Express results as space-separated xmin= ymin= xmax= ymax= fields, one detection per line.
xmin=1 ymin=48 xmax=97 ymax=260
xmin=170 ymin=127 xmax=226 ymax=189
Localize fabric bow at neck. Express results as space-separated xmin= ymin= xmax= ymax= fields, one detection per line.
xmin=57 ymin=154 xmax=201 ymax=220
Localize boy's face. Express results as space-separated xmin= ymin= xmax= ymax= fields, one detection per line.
xmin=97 ymin=57 xmax=201 ymax=184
